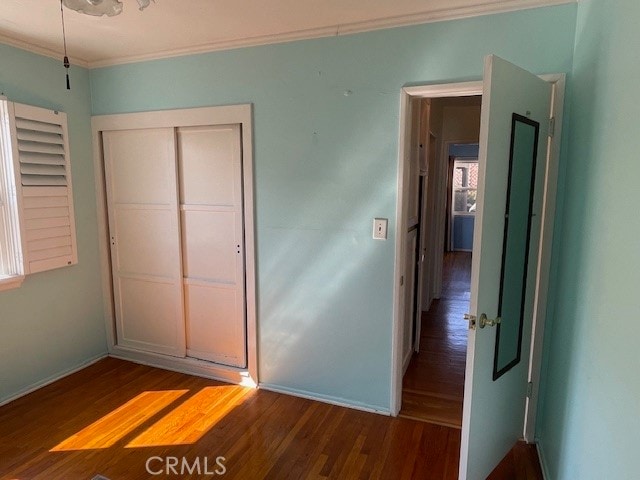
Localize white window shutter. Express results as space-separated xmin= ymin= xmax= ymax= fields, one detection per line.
xmin=9 ymin=102 xmax=78 ymax=274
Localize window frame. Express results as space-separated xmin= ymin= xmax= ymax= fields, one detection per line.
xmin=0 ymin=97 xmax=25 ymax=291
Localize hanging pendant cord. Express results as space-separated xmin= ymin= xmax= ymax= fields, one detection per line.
xmin=60 ymin=0 xmax=71 ymax=90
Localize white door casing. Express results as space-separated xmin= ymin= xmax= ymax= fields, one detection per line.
xmin=93 ymin=105 xmax=257 ymax=387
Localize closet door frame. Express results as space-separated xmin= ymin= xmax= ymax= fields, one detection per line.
xmin=92 ymin=104 xmax=258 ymax=387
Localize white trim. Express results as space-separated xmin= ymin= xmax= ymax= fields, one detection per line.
xmin=87 ymin=0 xmax=574 ymax=68
xmin=0 ymin=1 xmax=574 ymax=68
xmin=259 ymin=383 xmax=390 ymax=416
xmin=334 ymin=0 xmax=575 ymax=36
xmin=0 ymin=99 xmax=24 ymax=283
xmin=524 ymin=73 xmax=566 ymax=441
xmin=109 ymin=348 xmax=256 ymax=387
xmin=91 ymin=105 xmax=252 ymax=132
xmin=0 ymin=274 xmax=24 ymax=291
xmin=390 ymin=90 xmax=411 ymax=416
xmin=0 ymin=353 xmax=107 ymax=407
xmin=0 ymin=33 xmax=89 ymax=68
xmin=403 ymin=82 xmax=484 ymax=99
xmin=91 ymin=104 xmax=258 ymax=387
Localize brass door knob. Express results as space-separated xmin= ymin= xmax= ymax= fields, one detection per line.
xmin=479 ymin=313 xmax=501 ymax=328
xmin=464 ymin=313 xmax=501 ymax=329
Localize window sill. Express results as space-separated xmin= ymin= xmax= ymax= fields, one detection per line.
xmin=0 ymin=275 xmax=25 ymax=292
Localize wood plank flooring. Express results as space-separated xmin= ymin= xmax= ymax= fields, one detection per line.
xmin=0 ymin=357 xmax=461 ymax=479
xmin=488 ymin=442 xmax=544 ymax=480
xmin=400 ymin=252 xmax=471 ymax=428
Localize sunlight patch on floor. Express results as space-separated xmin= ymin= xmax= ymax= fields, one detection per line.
xmin=50 ymin=390 xmax=188 ymax=451
xmin=126 ymin=386 xmax=254 ymax=447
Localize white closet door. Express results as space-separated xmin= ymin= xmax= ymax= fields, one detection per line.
xmin=103 ymin=128 xmax=185 ymax=357
xmin=177 ymin=124 xmax=246 ymax=368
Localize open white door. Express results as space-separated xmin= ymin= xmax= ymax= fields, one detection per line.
xmin=459 ymin=56 xmax=552 ymax=479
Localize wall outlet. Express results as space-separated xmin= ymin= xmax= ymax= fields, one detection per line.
xmin=373 ymin=218 xmax=388 ymax=240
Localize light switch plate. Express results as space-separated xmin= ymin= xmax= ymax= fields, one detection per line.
xmin=373 ymin=218 xmax=388 ymax=240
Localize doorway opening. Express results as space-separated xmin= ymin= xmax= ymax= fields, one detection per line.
xmin=391 ymin=68 xmax=565 ymax=479
xmin=398 ymin=96 xmax=482 ymax=428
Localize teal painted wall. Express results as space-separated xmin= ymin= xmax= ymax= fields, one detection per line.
xmin=537 ymin=0 xmax=640 ymax=478
xmin=0 ymin=46 xmax=107 ymax=403
xmin=4 ymin=2 xmax=637 ymax=474
xmin=90 ymin=5 xmax=576 ymax=410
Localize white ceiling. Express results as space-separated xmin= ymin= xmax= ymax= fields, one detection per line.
xmin=0 ymin=0 xmax=571 ymax=68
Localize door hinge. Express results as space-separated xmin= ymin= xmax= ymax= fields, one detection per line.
xmin=526 ymin=381 xmax=533 ymax=399
xmin=548 ymin=117 xmax=555 ymax=138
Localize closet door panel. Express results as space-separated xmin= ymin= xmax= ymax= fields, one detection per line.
xmin=179 ymin=126 xmax=239 ymax=206
xmin=184 ymin=283 xmax=245 ymax=363
xmin=178 ymin=124 xmax=246 ymax=368
xmin=182 ymin=210 xmax=238 ymax=282
xmin=114 ymin=208 xmax=179 ymax=277
xmin=103 ymin=128 xmax=185 ymax=357
xmin=107 ymin=131 xmax=174 ymax=205
xmin=119 ymin=278 xmax=182 ymax=348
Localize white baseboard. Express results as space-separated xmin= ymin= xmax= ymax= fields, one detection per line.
xmin=109 ymin=346 xmax=257 ymax=388
xmin=259 ymin=383 xmax=390 ymax=416
xmin=111 ymin=349 xmax=388 ymax=415
xmin=0 ymin=352 xmax=108 ymax=407
xmin=536 ymin=439 xmax=551 ymax=480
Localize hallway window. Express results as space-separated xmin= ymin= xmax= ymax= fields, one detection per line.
xmin=453 ymin=161 xmax=478 ymax=213
xmin=451 ymin=159 xmax=478 ymax=251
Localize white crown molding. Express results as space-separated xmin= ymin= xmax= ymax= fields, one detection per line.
xmin=336 ymin=0 xmax=576 ymax=35
xmin=88 ymin=25 xmax=340 ymax=68
xmin=0 ymin=33 xmax=89 ymax=68
xmin=0 ymin=0 xmax=575 ymax=69
xmin=88 ymin=0 xmax=575 ymax=68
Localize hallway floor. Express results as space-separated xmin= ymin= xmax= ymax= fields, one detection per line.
xmin=400 ymin=252 xmax=471 ymax=428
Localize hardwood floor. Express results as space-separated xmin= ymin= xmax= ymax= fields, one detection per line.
xmin=488 ymin=442 xmax=544 ymax=480
xmin=400 ymin=252 xmax=471 ymax=428
xmin=0 ymin=357 xmax=461 ymax=479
